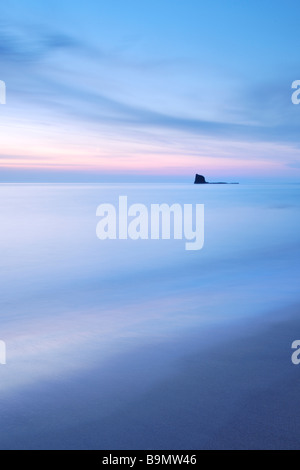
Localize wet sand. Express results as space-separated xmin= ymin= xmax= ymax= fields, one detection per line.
xmin=0 ymin=303 xmax=299 ymax=450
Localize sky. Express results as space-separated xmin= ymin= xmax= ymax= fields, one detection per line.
xmin=0 ymin=0 xmax=300 ymax=183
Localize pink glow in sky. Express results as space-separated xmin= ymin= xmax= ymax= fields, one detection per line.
xmin=1 ymin=1 xmax=300 ymax=182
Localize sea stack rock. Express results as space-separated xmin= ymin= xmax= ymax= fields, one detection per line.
xmin=194 ymin=174 xmax=207 ymax=184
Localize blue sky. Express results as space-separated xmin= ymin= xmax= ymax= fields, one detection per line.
xmin=1 ymin=0 xmax=300 ymax=182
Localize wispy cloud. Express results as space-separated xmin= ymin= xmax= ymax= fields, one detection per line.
xmin=0 ymin=25 xmax=79 ymax=62
xmin=1 ymin=2 xmax=300 ymax=181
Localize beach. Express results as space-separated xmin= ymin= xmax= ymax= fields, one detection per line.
xmin=0 ymin=183 xmax=300 ymax=449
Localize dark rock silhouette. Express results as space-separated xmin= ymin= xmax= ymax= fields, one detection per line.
xmin=194 ymin=174 xmax=207 ymax=184
xmin=194 ymin=174 xmax=239 ymax=185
